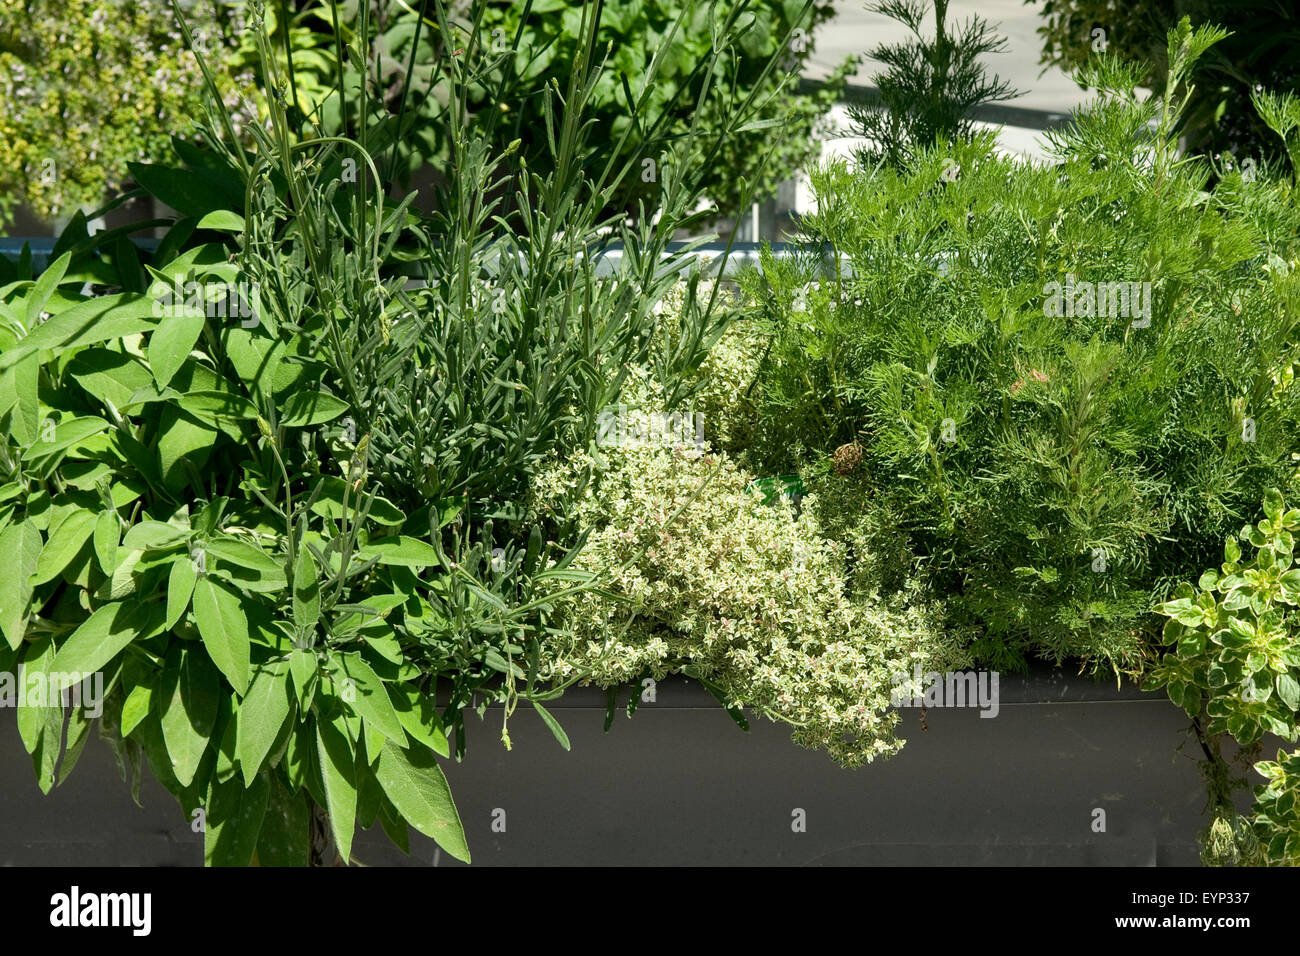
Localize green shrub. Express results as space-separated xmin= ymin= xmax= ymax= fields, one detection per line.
xmin=1251 ymin=748 xmax=1300 ymax=864
xmin=0 ymin=0 xmax=254 ymax=225
xmin=1149 ymin=488 xmax=1300 ymax=865
xmin=740 ymin=20 xmax=1300 ymax=674
xmin=224 ymin=0 xmax=851 ymax=222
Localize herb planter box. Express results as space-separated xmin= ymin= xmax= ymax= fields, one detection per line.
xmin=0 ymin=665 xmax=1231 ymax=866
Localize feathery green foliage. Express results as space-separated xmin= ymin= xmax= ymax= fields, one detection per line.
xmin=849 ymin=0 xmax=1021 ymax=169
xmin=742 ymin=19 xmax=1300 ymax=674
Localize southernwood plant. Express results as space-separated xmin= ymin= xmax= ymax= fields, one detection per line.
xmin=740 ymin=19 xmax=1300 ymax=675
xmin=0 ymin=0 xmax=787 ymax=864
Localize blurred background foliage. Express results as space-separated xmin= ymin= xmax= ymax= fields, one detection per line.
xmin=0 ymin=0 xmax=852 ymax=228
xmin=1028 ymin=0 xmax=1300 ymax=172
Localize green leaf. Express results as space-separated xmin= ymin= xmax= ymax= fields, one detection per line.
xmin=316 ymin=716 xmax=358 ymax=865
xmin=7 ymin=352 xmax=39 ymax=445
xmin=280 ymin=389 xmax=349 ymax=427
xmin=159 ymin=646 xmax=219 ymax=788
xmin=0 ymin=521 xmax=42 ymax=649
xmin=129 ymin=162 xmax=238 ymax=219
xmin=309 ymin=478 xmax=404 ymax=525
xmin=122 ymin=519 xmax=192 ymax=551
xmin=0 ymin=294 xmax=158 ymax=370
xmin=360 ymin=535 xmax=440 ymax=567
xmin=49 ymin=602 xmax=165 ymax=688
xmin=157 ymin=405 xmax=221 ymax=492
xmin=288 ymin=646 xmax=317 ymax=706
xmin=148 ymin=311 xmax=207 ymax=389
xmin=197 ymin=210 xmax=246 ymax=233
xmin=1278 ymin=673 xmax=1300 ymax=712
xmin=205 ymin=771 xmax=271 ymax=866
xmin=193 ymin=577 xmax=252 ymax=695
xmin=329 ymin=653 xmax=406 ymax=742
xmin=17 ymin=637 xmax=63 ymax=794
xmin=377 ymin=796 xmax=410 ymax=854
xmin=67 ymin=349 xmax=155 ymax=411
xmin=22 ymin=417 xmax=108 ymax=462
xmin=237 ymin=660 xmax=294 ymax=786
xmin=373 ymin=738 xmax=469 ymax=863
xmin=120 ymin=682 xmax=153 ymax=738
xmin=177 ymin=389 xmax=258 ymax=423
xmin=531 ymin=700 xmax=571 ymax=751
xmin=1265 ymin=488 xmax=1285 ymax=522
xmin=204 ymin=536 xmax=288 ymax=592
xmin=683 ymin=665 xmax=750 ymax=731
xmin=293 ymin=546 xmax=320 ymax=632
xmin=255 ymin=776 xmax=309 ymax=866
xmin=93 ymin=510 xmax=119 ymax=574
xmin=25 ymin=251 xmax=70 ymax=330
xmin=166 ymin=556 xmax=198 ymax=630
xmin=390 ymin=684 xmax=449 ymax=757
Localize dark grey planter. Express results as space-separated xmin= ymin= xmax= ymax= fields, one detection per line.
xmin=0 ymin=665 xmax=1235 ymax=866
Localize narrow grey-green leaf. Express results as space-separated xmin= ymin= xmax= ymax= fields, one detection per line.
xmin=0 ymin=521 xmax=42 ymax=649
xmin=148 ymin=310 xmax=206 ymax=389
xmin=49 ymin=601 xmax=165 ymax=689
xmin=374 ymin=738 xmax=469 ymax=863
xmin=316 ymin=717 xmax=357 ymax=864
xmin=193 ymin=577 xmax=251 ymax=695
xmin=238 ymin=660 xmax=293 ymax=786
xmin=532 ymin=700 xmax=571 ymax=751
